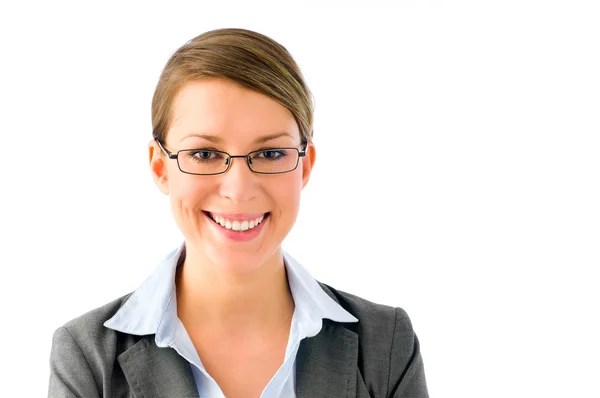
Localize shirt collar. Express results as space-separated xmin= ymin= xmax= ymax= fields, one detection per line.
xmin=104 ymin=243 xmax=357 ymax=339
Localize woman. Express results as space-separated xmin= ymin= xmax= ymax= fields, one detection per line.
xmin=48 ymin=28 xmax=428 ymax=398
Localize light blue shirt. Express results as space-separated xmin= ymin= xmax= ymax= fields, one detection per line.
xmin=104 ymin=244 xmax=358 ymax=397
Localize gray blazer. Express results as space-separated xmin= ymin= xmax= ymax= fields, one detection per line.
xmin=48 ymin=283 xmax=428 ymax=397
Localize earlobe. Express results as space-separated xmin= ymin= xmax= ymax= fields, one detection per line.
xmin=149 ymin=141 xmax=170 ymax=195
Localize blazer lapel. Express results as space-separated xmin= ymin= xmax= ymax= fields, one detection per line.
xmin=296 ymin=321 xmax=369 ymax=398
xmin=118 ymin=335 xmax=199 ymax=397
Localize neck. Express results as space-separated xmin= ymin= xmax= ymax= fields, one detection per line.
xmin=175 ymin=243 xmax=295 ymax=333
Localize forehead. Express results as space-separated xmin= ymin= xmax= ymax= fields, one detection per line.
xmin=168 ymin=78 xmax=300 ymax=145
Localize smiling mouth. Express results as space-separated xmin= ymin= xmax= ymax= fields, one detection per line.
xmin=203 ymin=211 xmax=270 ymax=232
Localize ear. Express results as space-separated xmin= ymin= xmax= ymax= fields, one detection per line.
xmin=149 ymin=140 xmax=170 ymax=195
xmin=301 ymin=141 xmax=316 ymax=189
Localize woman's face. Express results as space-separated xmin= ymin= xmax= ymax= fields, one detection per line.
xmin=149 ymin=78 xmax=315 ymax=273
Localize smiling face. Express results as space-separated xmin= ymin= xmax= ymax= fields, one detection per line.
xmin=149 ymin=78 xmax=315 ymax=273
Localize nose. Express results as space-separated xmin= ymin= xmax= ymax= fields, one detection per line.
xmin=218 ymin=156 xmax=257 ymax=204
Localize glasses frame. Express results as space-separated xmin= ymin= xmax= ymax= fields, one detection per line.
xmin=155 ymin=138 xmax=308 ymax=176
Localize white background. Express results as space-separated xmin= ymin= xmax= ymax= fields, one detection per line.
xmin=1 ymin=1 xmax=599 ymax=397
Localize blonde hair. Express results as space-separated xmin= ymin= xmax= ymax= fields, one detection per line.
xmin=151 ymin=28 xmax=314 ymax=144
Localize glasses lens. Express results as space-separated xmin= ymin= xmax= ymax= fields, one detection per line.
xmin=178 ymin=149 xmax=229 ymax=175
xmin=249 ymin=148 xmax=299 ymax=174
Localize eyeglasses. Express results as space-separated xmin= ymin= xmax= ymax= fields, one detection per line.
xmin=155 ymin=139 xmax=307 ymax=175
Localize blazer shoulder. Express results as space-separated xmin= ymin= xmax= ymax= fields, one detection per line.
xmin=49 ymin=292 xmax=139 ymax=397
xmin=60 ymin=292 xmax=134 ymax=338
xmin=319 ymin=282 xmax=415 ymax=333
xmin=318 ymin=283 xmax=428 ymax=396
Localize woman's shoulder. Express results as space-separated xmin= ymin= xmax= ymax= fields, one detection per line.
xmin=49 ymin=293 xmax=145 ymax=396
xmin=52 ymin=292 xmax=138 ymax=361
xmin=315 ymin=282 xmax=427 ymax=396
xmin=317 ymin=282 xmax=420 ymax=361
xmin=318 ymin=281 xmax=416 ymax=332
xmin=60 ymin=293 xmax=133 ymax=335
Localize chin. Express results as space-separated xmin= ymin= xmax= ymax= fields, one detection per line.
xmin=206 ymin=249 xmax=272 ymax=273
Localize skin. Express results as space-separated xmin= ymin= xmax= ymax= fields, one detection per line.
xmin=148 ymin=77 xmax=316 ymax=339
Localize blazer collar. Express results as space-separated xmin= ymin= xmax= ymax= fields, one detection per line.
xmin=117 ymin=283 xmax=368 ymax=398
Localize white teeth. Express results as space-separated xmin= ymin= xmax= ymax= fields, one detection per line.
xmin=209 ymin=213 xmax=267 ymax=232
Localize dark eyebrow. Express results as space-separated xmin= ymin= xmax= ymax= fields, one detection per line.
xmin=181 ymin=132 xmax=294 ymax=145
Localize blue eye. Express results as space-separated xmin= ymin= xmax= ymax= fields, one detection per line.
xmin=263 ymin=150 xmax=279 ymax=159
xmin=256 ymin=149 xmax=287 ymax=160
xmin=188 ymin=150 xmax=222 ymax=163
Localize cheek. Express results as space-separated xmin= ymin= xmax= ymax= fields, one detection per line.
xmin=271 ymin=175 xmax=303 ymax=216
xmin=169 ymin=173 xmax=211 ymax=211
